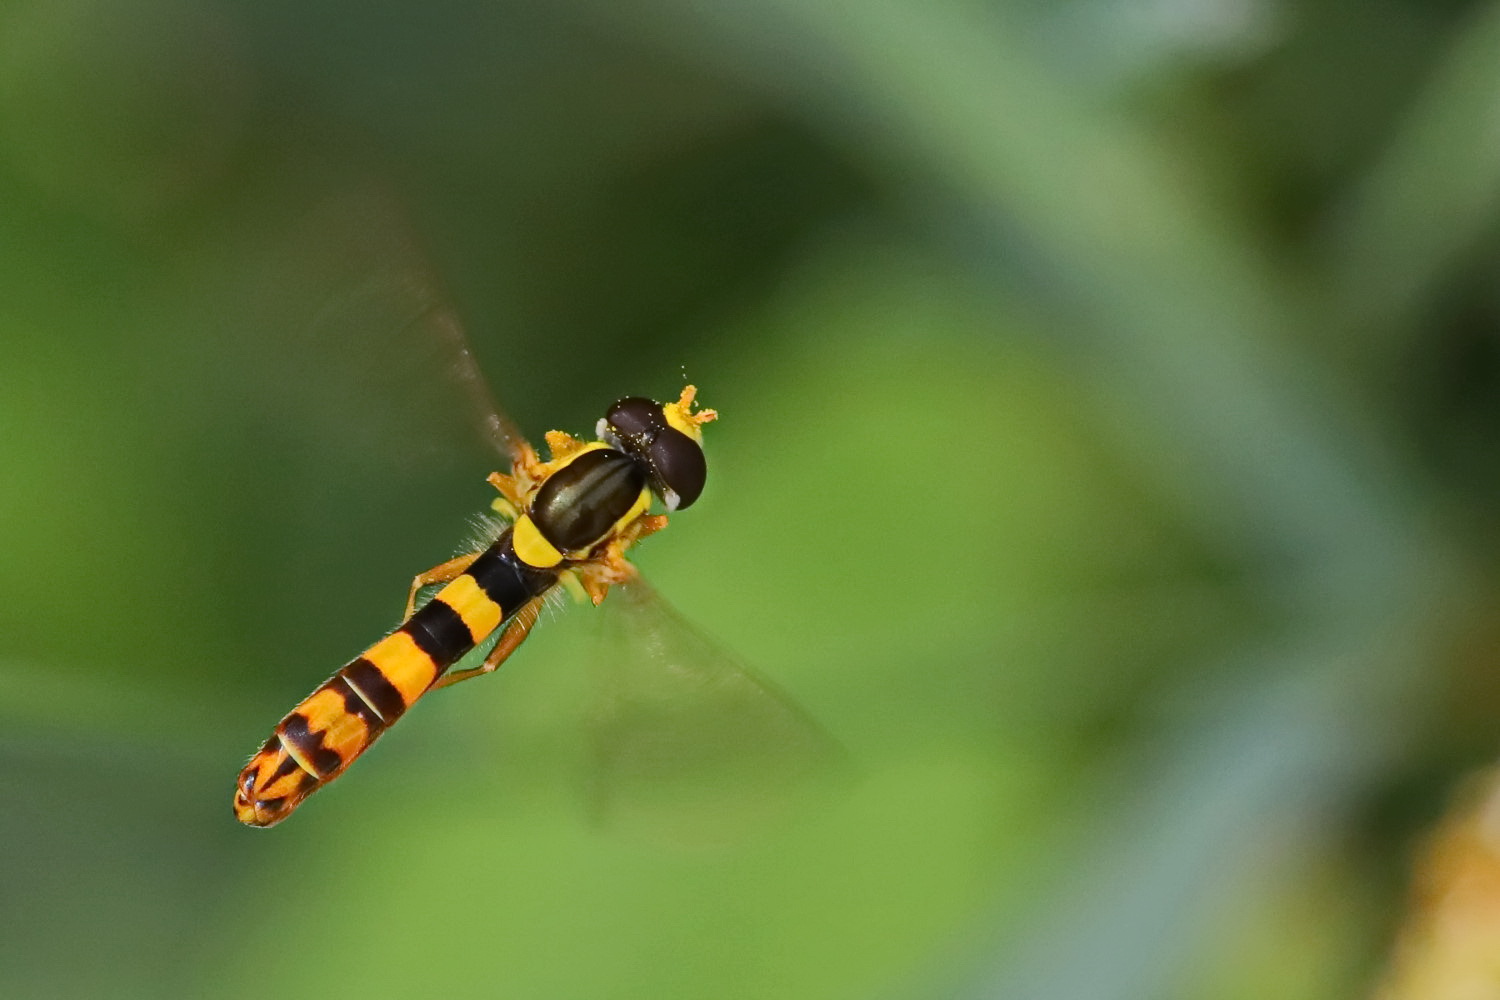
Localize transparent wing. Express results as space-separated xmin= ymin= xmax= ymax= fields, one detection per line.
xmin=214 ymin=182 xmax=530 ymax=484
xmin=583 ymin=579 xmax=847 ymax=847
xmin=305 ymin=193 xmax=530 ymax=469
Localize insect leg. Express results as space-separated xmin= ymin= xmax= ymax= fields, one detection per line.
xmin=430 ymin=594 xmax=545 ymax=689
xmin=404 ymin=552 xmax=483 ymax=619
xmin=624 ymin=513 xmax=669 ymax=545
xmin=571 ymin=515 xmax=670 ymax=605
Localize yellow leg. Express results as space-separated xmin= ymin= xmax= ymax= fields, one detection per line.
xmin=572 ymin=514 xmax=669 ymax=605
xmin=404 ymin=552 xmax=482 ymax=619
xmin=628 ymin=514 xmax=669 ymax=544
xmin=557 ymin=569 xmax=594 ymax=605
xmin=431 ymin=596 xmax=545 ymax=689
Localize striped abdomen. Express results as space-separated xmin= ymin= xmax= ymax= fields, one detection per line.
xmin=234 ymin=530 xmax=556 ymax=827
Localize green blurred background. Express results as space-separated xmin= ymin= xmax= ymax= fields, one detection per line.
xmin=4 ymin=0 xmax=1500 ymax=997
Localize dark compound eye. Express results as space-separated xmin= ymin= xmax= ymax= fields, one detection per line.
xmin=601 ymin=395 xmax=708 ymax=510
xmin=605 ymin=397 xmax=661 ymax=438
xmin=648 ymin=428 xmax=707 ymax=510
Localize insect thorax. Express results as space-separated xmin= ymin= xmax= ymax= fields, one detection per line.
xmin=530 ymin=447 xmax=650 ymax=555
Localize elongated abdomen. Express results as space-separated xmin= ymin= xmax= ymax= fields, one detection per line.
xmin=234 ymin=530 xmax=555 ymax=827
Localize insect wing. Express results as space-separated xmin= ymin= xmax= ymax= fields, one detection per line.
xmin=218 ymin=184 xmax=530 ymax=487
xmin=324 ymin=209 xmax=531 ymax=472
xmin=585 ymin=580 xmax=843 ymax=846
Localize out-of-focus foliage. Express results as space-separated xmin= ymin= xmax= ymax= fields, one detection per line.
xmin=4 ymin=0 xmax=1500 ymax=997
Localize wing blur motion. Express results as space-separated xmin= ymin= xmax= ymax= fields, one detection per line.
xmin=311 ymin=205 xmax=531 ymax=470
xmin=220 ymin=184 xmax=530 ymax=483
xmin=584 ymin=580 xmax=845 ymax=846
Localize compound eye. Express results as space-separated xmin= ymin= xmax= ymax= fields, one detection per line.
xmin=648 ymin=427 xmax=707 ymax=510
xmin=605 ymin=397 xmax=661 ymax=438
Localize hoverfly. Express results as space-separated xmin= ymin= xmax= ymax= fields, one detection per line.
xmin=231 ymin=195 xmax=829 ymax=831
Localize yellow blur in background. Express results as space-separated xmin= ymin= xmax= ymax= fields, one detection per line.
xmin=5 ymin=0 xmax=1500 ymax=997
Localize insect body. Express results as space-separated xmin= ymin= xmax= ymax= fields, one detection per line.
xmin=233 ymin=388 xmax=717 ymax=827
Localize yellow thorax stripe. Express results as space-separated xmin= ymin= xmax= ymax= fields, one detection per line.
xmin=512 ymin=515 xmax=564 ymax=568
xmin=611 ymin=489 xmax=652 ymax=545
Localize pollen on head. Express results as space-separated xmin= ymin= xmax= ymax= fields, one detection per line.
xmin=663 ymin=385 xmax=717 ymax=442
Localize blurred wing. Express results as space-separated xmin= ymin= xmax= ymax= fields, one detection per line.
xmin=304 ymin=195 xmax=531 ymax=469
xmin=215 ymin=183 xmax=530 ymax=484
xmin=585 ymin=579 xmax=845 ymax=847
